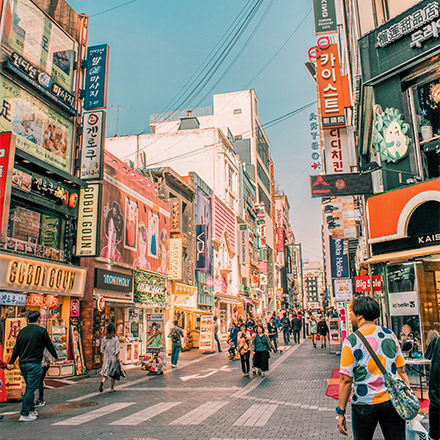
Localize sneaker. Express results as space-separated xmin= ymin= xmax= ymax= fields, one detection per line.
xmin=30 ymin=410 xmax=38 ymax=416
xmin=35 ymin=399 xmax=45 ymax=407
xmin=244 ymin=373 xmax=250 ymax=377
xmin=99 ymin=382 xmax=104 ymax=393
xmin=19 ymin=414 xmax=37 ymax=422
xmin=261 ymin=372 xmax=266 ymax=377
xmin=171 ymin=364 xmax=177 ymax=368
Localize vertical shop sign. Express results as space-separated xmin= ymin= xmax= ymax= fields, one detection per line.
xmin=84 ymin=45 xmax=110 ymax=110
xmin=80 ymin=111 xmax=106 ymax=180
xmin=315 ymin=41 xmax=350 ymax=128
xmin=76 ymin=183 xmax=101 ymax=256
xmin=330 ymin=237 xmax=349 ymax=278
xmin=169 ymin=237 xmax=183 ymax=280
xmin=199 ymin=314 xmax=214 ymax=353
xmin=239 ymin=224 xmax=249 ymax=265
xmin=323 ymin=128 xmax=350 ymax=173
xmin=195 ymin=224 xmax=207 ymax=269
xmin=0 ymin=133 xmax=16 ymax=241
xmin=329 ymin=196 xmax=357 ymax=239
xmin=312 ymin=0 xmax=337 ymax=35
xmin=309 ymin=112 xmax=321 ymax=170
xmin=170 ymin=198 xmax=182 ymax=233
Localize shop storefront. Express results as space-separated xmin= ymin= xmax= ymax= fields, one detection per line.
xmin=365 ymin=179 xmax=440 ymax=357
xmin=214 ymin=292 xmax=242 ymax=335
xmin=0 ymin=252 xmax=87 ymax=397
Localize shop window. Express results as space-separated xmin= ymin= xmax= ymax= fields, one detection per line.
xmin=6 ymin=203 xmax=66 ymax=261
xmin=413 ymin=78 xmax=440 ymax=178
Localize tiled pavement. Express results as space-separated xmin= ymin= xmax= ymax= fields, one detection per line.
xmin=0 ymin=337 xmax=407 ymax=440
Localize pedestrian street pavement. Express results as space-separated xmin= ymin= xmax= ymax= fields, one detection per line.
xmin=0 ymin=338 xmax=378 ymax=440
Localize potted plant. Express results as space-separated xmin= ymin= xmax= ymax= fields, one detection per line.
xmin=420 ymin=118 xmax=433 ymax=140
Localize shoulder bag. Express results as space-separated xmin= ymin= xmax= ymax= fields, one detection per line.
xmin=355 ymin=330 xmax=419 ymax=420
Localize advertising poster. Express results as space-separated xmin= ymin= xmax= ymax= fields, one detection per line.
xmin=199 ymin=314 xmax=214 ymax=353
xmin=328 ymin=318 xmax=341 ymax=346
xmin=1 ymin=0 xmax=77 ymax=93
xmin=100 ymin=152 xmax=170 ymax=273
xmin=3 ymin=317 xmax=26 ymax=399
xmin=146 ymin=315 xmax=164 ymax=350
xmin=333 ymin=278 xmax=353 ymax=302
xmin=0 ymin=75 xmax=73 ymax=172
xmin=70 ymin=325 xmax=86 ymax=375
xmin=0 ymin=133 xmax=15 ymax=241
xmin=195 ymin=187 xmax=212 ymax=273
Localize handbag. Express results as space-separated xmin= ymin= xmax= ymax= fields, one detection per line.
xmin=108 ymin=359 xmax=122 ymax=381
xmin=355 ymin=330 xmax=419 ymax=420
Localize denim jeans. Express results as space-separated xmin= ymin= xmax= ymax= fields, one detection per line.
xmin=352 ymin=400 xmax=405 ymax=440
xmin=214 ymin=334 xmax=221 ymax=352
xmin=19 ymin=363 xmax=42 ymax=416
xmin=282 ymin=328 xmax=290 ymax=344
xmin=240 ymin=351 xmax=250 ymax=374
xmin=293 ymin=330 xmax=301 ymax=343
xmin=171 ymin=343 xmax=181 ymax=366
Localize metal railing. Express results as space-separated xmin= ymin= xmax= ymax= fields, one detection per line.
xmin=150 ymin=106 xmax=213 ymax=124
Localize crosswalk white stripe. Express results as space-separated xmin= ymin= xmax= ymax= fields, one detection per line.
xmin=109 ymin=402 xmax=181 ymax=425
xmin=170 ymin=400 xmax=228 ymax=425
xmin=52 ymin=402 xmax=135 ymax=426
xmin=233 ymin=403 xmax=278 ymax=427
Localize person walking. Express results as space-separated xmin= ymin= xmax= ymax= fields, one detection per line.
xmin=6 ymin=311 xmax=58 ymax=422
xmin=317 ymin=317 xmax=329 ymax=348
xmin=246 ymin=315 xmax=255 ymax=334
xmin=99 ymin=323 xmax=121 ymax=392
xmin=251 ymin=324 xmax=275 ymax=377
xmin=309 ymin=315 xmax=318 ymax=347
xmin=304 ymin=311 xmax=311 ymax=336
xmin=237 ymin=323 xmax=252 ymax=377
xmin=169 ymin=320 xmax=183 ymax=367
xmin=291 ymin=314 xmax=302 ymax=344
xmin=34 ymin=348 xmax=52 ymax=407
xmin=228 ymin=321 xmax=239 ymax=359
xmin=337 ymin=296 xmax=409 ymax=440
xmin=267 ymin=317 xmax=278 ymax=351
xmin=280 ymin=313 xmax=291 ymax=345
xmin=213 ymin=317 xmax=222 ymax=352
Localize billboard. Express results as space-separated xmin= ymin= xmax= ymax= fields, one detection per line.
xmin=334 ymin=278 xmax=353 ymax=302
xmin=1 ymin=0 xmax=77 ymax=93
xmin=0 ymin=133 xmax=16 ymax=241
xmin=310 ymin=173 xmax=373 ymax=197
xmin=0 ymin=74 xmax=74 ymax=172
xmin=100 ymin=152 xmax=170 ymax=274
xmin=330 ymin=237 xmax=349 ymax=278
xmin=195 ymin=187 xmax=212 ymax=273
xmin=312 ymin=0 xmax=337 ymax=35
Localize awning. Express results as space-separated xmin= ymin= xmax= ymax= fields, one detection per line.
xmin=214 ymin=292 xmax=242 ymax=305
xmin=363 ymin=245 xmax=440 ymax=265
xmin=174 ymin=305 xmax=212 ymax=315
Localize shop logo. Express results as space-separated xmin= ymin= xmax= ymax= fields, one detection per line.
xmin=37 ymin=72 xmax=52 ymax=89
xmin=87 ymin=113 xmax=99 ymax=125
xmin=373 ymin=106 xmax=410 ymax=163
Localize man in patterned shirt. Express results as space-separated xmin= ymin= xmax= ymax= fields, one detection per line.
xmin=336 ymin=296 xmax=410 ymax=440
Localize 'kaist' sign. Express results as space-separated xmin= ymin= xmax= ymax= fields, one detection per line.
xmin=313 ymin=38 xmax=350 ymax=128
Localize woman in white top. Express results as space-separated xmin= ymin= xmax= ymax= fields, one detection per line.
xmin=99 ymin=323 xmax=120 ymax=393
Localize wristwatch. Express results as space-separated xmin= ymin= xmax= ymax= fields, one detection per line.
xmin=336 ymin=406 xmax=346 ymax=416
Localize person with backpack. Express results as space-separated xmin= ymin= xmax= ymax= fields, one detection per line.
xmin=337 ymin=296 xmax=410 ymax=440
xmin=168 ymin=320 xmax=183 ymax=367
xmin=280 ymin=313 xmax=291 ymax=345
xmin=317 ymin=317 xmax=329 ymax=348
xmin=291 ymin=314 xmax=302 ymax=344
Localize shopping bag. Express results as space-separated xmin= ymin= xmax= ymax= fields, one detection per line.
xmin=405 ymin=415 xmax=429 ymax=440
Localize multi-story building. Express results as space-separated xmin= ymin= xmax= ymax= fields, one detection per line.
xmin=0 ymin=0 xmax=89 ymax=387
xmin=302 ymin=260 xmax=325 ymax=310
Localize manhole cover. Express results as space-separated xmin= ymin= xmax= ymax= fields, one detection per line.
xmin=51 ymin=401 xmax=98 ymax=410
xmin=8 ymin=411 xmax=64 ymax=421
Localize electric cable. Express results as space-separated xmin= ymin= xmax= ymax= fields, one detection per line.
xmin=90 ymin=0 xmax=137 ymax=18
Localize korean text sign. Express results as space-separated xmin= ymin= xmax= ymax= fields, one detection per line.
xmin=315 ymin=41 xmax=350 ymax=128
xmin=80 ymin=111 xmax=106 ymax=180
xmin=330 ymin=237 xmax=349 ymax=278
xmin=84 ymin=45 xmax=109 ymax=110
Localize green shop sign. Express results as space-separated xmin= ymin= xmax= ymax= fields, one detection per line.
xmin=360 ymin=0 xmax=440 ymax=83
xmin=134 ymin=270 xmax=168 ymax=306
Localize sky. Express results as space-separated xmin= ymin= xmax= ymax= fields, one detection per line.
xmin=68 ymin=0 xmax=323 ymax=262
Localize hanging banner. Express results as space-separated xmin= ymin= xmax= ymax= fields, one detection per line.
xmin=84 ymin=45 xmax=110 ymax=110
xmin=0 ymin=133 xmax=16 ymax=242
xmin=76 ymin=183 xmax=101 ymax=256
xmin=310 ymin=173 xmax=373 ymax=197
xmin=80 ymin=111 xmax=106 ymax=180
xmin=330 ymin=237 xmax=349 ymax=278
xmin=323 ymin=128 xmax=351 ymax=174
xmin=315 ymin=41 xmax=350 ymax=128
xmin=195 ymin=224 xmax=208 ymax=270
xmin=354 ymin=275 xmax=383 ymax=292
xmin=312 ymin=0 xmax=337 ymax=35
xmin=239 ymin=224 xmax=249 ymax=265
xmin=169 ymin=237 xmax=183 ymax=280
xmin=199 ymin=314 xmax=214 ymax=353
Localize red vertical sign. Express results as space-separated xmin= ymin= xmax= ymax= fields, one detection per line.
xmin=0 ymin=133 xmax=15 ymax=241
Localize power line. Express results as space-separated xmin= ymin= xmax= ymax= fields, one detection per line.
xmin=90 ymin=0 xmax=137 ymax=18
xmin=244 ymin=7 xmax=312 ymax=88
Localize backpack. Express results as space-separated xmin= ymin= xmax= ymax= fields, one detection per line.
xmin=170 ymin=327 xmax=181 ymax=343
